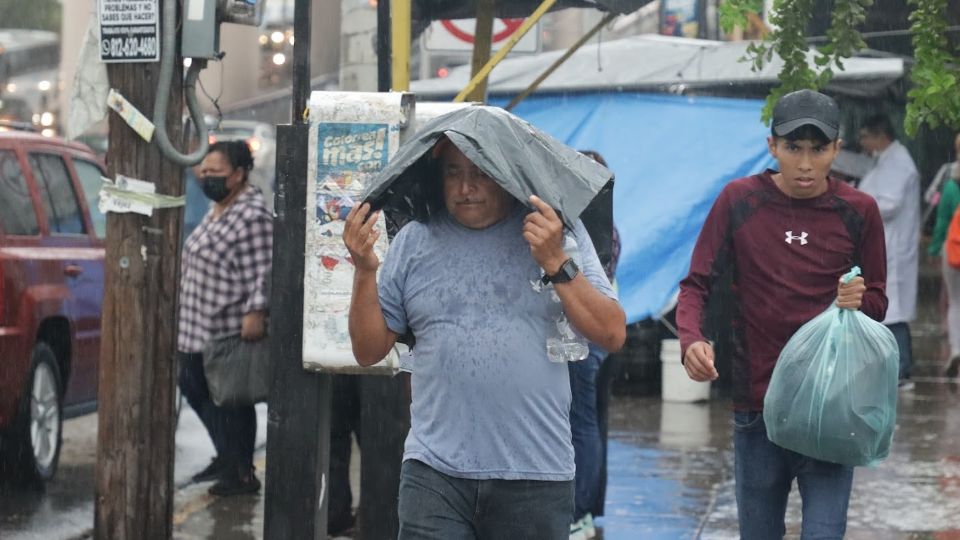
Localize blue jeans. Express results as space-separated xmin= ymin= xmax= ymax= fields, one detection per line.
xmin=397 ymin=459 xmax=574 ymax=540
xmin=733 ymin=411 xmax=853 ymax=540
xmin=568 ymin=347 xmax=605 ymax=519
xmin=886 ymin=322 xmax=913 ymax=380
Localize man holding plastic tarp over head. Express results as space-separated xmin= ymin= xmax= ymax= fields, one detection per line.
xmin=342 ymin=106 xmax=626 ymax=540
xmin=677 ymin=90 xmax=889 ymax=539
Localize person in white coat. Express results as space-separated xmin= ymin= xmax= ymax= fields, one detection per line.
xmin=858 ymin=114 xmax=920 ymax=388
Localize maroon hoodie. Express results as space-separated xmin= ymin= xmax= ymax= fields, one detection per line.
xmin=677 ymin=170 xmax=888 ymax=411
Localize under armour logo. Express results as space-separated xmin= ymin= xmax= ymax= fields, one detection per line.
xmin=785 ymin=231 xmax=809 ymax=245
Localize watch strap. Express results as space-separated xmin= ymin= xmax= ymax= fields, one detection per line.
xmin=542 ymin=258 xmax=579 ymax=285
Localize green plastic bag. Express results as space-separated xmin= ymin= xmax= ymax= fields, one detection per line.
xmin=763 ymin=267 xmax=899 ymax=466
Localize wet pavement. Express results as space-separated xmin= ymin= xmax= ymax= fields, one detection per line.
xmin=0 ymin=404 xmax=270 ymax=540
xmin=3 ymin=379 xmax=960 ymax=539
xmin=600 ymin=378 xmax=960 ymax=539
xmin=170 ymin=378 xmax=960 ymax=539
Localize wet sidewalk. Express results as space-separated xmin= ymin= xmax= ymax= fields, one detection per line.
xmin=600 ymin=379 xmax=960 ymax=539
xmin=169 ymin=378 xmax=960 ymax=539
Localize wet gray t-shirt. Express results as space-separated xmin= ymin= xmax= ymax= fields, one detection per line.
xmin=378 ymin=206 xmax=615 ymax=481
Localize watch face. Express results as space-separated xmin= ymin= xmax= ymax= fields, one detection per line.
xmin=555 ymin=258 xmax=579 ymax=283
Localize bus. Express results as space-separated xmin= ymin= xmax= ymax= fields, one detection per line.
xmin=0 ymin=29 xmax=60 ymax=135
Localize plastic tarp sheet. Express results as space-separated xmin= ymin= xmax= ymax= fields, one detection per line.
xmin=364 ymin=105 xmax=613 ymax=229
xmin=489 ymin=92 xmax=775 ymax=323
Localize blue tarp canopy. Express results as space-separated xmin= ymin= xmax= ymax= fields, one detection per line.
xmin=489 ymin=92 xmax=775 ymax=323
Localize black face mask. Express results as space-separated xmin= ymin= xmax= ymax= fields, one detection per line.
xmin=200 ymin=175 xmax=231 ymax=202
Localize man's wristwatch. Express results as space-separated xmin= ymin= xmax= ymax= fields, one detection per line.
xmin=541 ymin=258 xmax=580 ymax=285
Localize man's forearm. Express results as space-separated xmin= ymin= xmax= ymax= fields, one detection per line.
xmin=555 ymin=275 xmax=626 ymax=352
xmin=348 ymin=269 xmax=397 ymax=366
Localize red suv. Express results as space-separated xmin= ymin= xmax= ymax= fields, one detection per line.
xmin=0 ymin=128 xmax=105 ymax=482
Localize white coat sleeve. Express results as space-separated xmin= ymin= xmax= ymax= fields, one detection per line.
xmin=865 ymin=160 xmax=919 ymax=221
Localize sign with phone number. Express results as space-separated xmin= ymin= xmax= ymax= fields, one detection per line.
xmin=98 ymin=0 xmax=160 ymax=63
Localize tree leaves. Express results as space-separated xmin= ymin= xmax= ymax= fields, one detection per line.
xmin=718 ymin=0 xmax=765 ymax=33
xmin=734 ymin=0 xmax=959 ymax=135
xmin=905 ymin=0 xmax=960 ymax=136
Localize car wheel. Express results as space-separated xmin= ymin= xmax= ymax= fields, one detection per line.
xmin=1 ymin=343 xmax=63 ymax=483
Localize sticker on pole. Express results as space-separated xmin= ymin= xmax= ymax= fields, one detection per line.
xmin=98 ymin=0 xmax=160 ymax=63
xmin=423 ymin=18 xmax=539 ymax=53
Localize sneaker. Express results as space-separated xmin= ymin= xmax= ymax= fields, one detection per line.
xmin=569 ymin=519 xmax=587 ymax=540
xmin=208 ymin=471 xmax=261 ymax=497
xmin=946 ymin=356 xmax=960 ymax=378
xmin=580 ymin=513 xmax=596 ymax=539
xmin=898 ymin=379 xmax=915 ymax=392
xmin=191 ymin=457 xmax=224 ymax=483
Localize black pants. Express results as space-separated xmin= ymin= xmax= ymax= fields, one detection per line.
xmin=329 ymin=374 xmax=361 ymax=531
xmin=593 ymin=354 xmax=617 ymax=517
xmin=328 ymin=373 xmax=411 ymax=540
xmin=177 ymin=352 xmax=256 ymax=474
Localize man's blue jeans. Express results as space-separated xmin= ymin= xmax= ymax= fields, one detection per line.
xmin=733 ymin=411 xmax=854 ymax=540
xmin=886 ymin=322 xmax=913 ymax=380
xmin=397 ymin=459 xmax=574 ymax=540
xmin=568 ymin=347 xmax=605 ymax=520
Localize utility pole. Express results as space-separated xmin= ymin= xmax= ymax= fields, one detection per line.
xmin=465 ymin=0 xmax=496 ymax=102
xmin=94 ymin=0 xmax=181 ymax=537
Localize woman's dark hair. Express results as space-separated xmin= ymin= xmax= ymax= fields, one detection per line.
xmin=579 ymin=149 xmax=608 ymax=167
xmin=208 ymin=140 xmax=255 ymax=180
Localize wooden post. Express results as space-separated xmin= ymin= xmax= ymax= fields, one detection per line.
xmin=465 ymin=0 xmax=496 ymax=103
xmin=390 ymin=0 xmax=411 ymax=91
xmin=94 ymin=0 xmax=181 ymax=537
xmin=264 ymin=0 xmax=332 ymax=538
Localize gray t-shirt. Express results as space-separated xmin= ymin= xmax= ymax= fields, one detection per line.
xmin=378 ymin=206 xmax=616 ymax=481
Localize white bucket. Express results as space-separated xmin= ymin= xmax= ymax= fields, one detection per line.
xmin=661 ymin=339 xmax=710 ymax=403
xmin=659 ymin=401 xmax=711 ymax=449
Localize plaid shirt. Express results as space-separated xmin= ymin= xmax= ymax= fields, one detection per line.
xmin=177 ymin=187 xmax=273 ymax=353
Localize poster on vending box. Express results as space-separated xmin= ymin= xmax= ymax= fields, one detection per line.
xmin=302 ymin=93 xmax=409 ymax=373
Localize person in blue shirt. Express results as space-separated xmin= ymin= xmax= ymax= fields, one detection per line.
xmin=343 ymin=138 xmax=625 ymax=539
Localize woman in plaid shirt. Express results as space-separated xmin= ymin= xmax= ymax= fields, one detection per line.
xmin=177 ymin=140 xmax=272 ymax=497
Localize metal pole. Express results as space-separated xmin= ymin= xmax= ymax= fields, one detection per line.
xmin=453 ymin=0 xmax=557 ymax=103
xmin=264 ymin=0 xmax=331 ymax=539
xmin=391 ymin=0 xmax=411 ymax=91
xmin=292 ymin=0 xmax=312 ymax=123
xmin=378 ymin=0 xmax=392 ymax=92
xmin=506 ymin=12 xmax=616 ymax=111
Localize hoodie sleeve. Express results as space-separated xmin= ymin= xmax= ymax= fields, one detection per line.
xmin=677 ymin=187 xmax=734 ymax=358
xmin=858 ymin=199 xmax=889 ymax=322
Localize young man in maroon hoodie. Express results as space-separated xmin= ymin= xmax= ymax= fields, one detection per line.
xmin=677 ymin=89 xmax=888 ymax=539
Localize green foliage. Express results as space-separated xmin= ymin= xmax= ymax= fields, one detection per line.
xmin=757 ymin=0 xmax=819 ymax=123
xmin=905 ymin=0 xmax=960 ymax=136
xmin=724 ymin=0 xmax=960 ymax=135
xmin=816 ymin=0 xmax=872 ymax=72
xmin=742 ymin=0 xmax=874 ymax=123
xmin=0 ymin=0 xmax=62 ymax=32
xmin=718 ymin=0 xmax=764 ymax=33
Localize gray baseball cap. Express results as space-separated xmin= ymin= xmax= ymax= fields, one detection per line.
xmin=772 ymin=89 xmax=840 ymax=140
